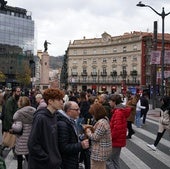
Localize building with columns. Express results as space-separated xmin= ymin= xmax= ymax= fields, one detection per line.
xmin=63 ymin=31 xmax=170 ymax=95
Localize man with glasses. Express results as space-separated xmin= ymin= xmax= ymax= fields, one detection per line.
xmin=57 ymin=101 xmax=89 ymax=169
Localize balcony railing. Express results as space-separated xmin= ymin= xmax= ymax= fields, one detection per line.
xmin=110 ymin=71 xmax=117 ymax=76
xmin=120 ymin=71 xmax=127 ymax=76
xmin=71 ymin=72 xmax=78 ymax=76
xmin=91 ymin=72 xmax=97 ymax=76
xmin=81 ymin=72 xmax=87 ymax=76
xmin=68 ymin=79 xmax=140 ymax=85
xmin=101 ymin=72 xmax=107 ymax=76
xmin=130 ymin=70 xmax=138 ymax=76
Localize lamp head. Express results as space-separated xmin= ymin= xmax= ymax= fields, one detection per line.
xmin=136 ymin=1 xmax=146 ymax=7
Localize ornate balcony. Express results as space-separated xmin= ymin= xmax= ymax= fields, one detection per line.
xmin=81 ymin=72 xmax=87 ymax=76
xmin=101 ymin=72 xmax=107 ymax=76
xmin=130 ymin=70 xmax=138 ymax=76
xmin=120 ymin=70 xmax=127 ymax=76
xmin=71 ymin=72 xmax=78 ymax=76
xmin=91 ymin=72 xmax=97 ymax=76
xmin=110 ymin=71 xmax=117 ymax=76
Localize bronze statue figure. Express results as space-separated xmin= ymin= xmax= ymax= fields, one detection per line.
xmin=44 ymin=40 xmax=51 ymax=52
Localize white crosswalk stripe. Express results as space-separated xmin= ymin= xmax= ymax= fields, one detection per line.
xmin=121 ymin=147 xmax=151 ymax=169
xmin=130 ymin=135 xmax=170 ymax=168
xmin=133 ymin=124 xmax=170 ymax=147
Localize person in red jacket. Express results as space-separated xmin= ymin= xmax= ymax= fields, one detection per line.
xmin=106 ymin=94 xmax=131 ymax=169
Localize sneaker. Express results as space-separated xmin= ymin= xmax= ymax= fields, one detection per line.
xmin=147 ymin=144 xmax=156 ymax=151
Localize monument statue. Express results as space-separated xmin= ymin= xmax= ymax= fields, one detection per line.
xmin=44 ymin=40 xmax=51 ymax=52
xmin=0 ymin=0 xmax=7 ymax=10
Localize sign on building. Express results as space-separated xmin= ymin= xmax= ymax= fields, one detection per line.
xmin=150 ymin=51 xmax=161 ymax=64
xmin=165 ymin=50 xmax=170 ymax=64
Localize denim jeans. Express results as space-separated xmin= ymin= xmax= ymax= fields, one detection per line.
xmin=135 ymin=110 xmax=141 ymax=128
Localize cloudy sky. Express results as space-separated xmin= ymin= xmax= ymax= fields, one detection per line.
xmin=8 ymin=0 xmax=170 ymax=56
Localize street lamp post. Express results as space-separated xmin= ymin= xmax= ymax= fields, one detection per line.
xmin=137 ymin=1 xmax=170 ymax=96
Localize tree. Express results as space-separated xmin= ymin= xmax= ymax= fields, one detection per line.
xmin=0 ymin=71 xmax=6 ymax=82
xmin=16 ymin=62 xmax=31 ymax=88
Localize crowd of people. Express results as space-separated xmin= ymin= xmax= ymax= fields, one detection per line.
xmin=0 ymin=86 xmax=169 ymax=169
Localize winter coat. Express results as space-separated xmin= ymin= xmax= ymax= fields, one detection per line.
xmin=36 ymin=99 xmax=47 ymax=110
xmin=110 ymin=104 xmax=131 ymax=147
xmin=3 ymin=96 xmax=18 ymax=131
xmin=126 ymin=95 xmax=139 ymax=123
xmin=140 ymin=96 xmax=149 ymax=114
xmin=56 ymin=111 xmax=83 ymax=169
xmin=79 ymin=101 xmax=92 ymax=123
xmin=158 ymin=109 xmax=170 ymax=132
xmin=28 ymin=108 xmax=62 ymax=169
xmin=12 ymin=106 xmax=36 ymax=155
xmin=89 ymin=117 xmax=112 ymax=161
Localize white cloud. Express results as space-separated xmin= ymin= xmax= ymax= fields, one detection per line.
xmin=7 ymin=0 xmax=170 ymax=56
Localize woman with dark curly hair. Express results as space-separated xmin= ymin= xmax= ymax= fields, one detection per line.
xmin=84 ymin=103 xmax=112 ymax=169
xmin=147 ymin=96 xmax=170 ymax=151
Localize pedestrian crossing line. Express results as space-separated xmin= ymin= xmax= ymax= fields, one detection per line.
xmin=121 ymin=147 xmax=151 ymax=169
xmin=5 ymin=150 xmax=17 ymax=169
xmin=146 ymin=118 xmax=159 ymax=125
xmin=133 ymin=125 xmax=170 ymax=147
xmin=129 ymin=135 xmax=170 ymax=168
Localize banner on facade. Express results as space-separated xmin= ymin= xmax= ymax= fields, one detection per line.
xmin=164 ymin=71 xmax=170 ymax=78
xmin=150 ymin=51 xmax=161 ymax=64
xmin=165 ymin=50 xmax=170 ymax=64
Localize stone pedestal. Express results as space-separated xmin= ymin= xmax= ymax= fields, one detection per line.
xmin=40 ymin=52 xmax=49 ymax=91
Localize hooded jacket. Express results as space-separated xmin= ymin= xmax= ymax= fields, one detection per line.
xmin=28 ymin=108 xmax=61 ymax=169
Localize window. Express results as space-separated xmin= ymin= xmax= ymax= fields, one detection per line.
xmin=83 ymin=59 xmax=87 ymax=64
xmin=123 ymin=46 xmax=127 ymax=52
xmin=102 ymin=58 xmax=107 ymax=63
xmin=92 ymin=67 xmax=97 ymax=73
xmin=103 ymin=67 xmax=107 ymax=73
xmin=123 ymin=57 xmax=127 ymax=62
xmin=73 ymin=50 xmax=77 ymax=55
xmin=82 ymin=68 xmax=87 ymax=74
xmin=103 ymin=49 xmax=107 ymax=54
xmin=83 ymin=77 xmax=87 ymax=82
xmin=112 ymin=58 xmax=117 ymax=63
xmin=133 ymin=45 xmax=137 ymax=51
xmin=83 ymin=49 xmax=87 ymax=55
xmin=92 ymin=77 xmax=97 ymax=82
xmin=92 ymin=58 xmax=96 ymax=64
xmin=93 ymin=49 xmax=96 ymax=54
xmin=102 ymin=77 xmax=106 ymax=82
xmin=122 ymin=66 xmax=126 ymax=71
xmin=113 ymin=48 xmax=117 ymax=53
xmin=132 ymin=56 xmax=137 ymax=61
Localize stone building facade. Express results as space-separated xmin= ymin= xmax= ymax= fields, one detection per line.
xmin=65 ymin=31 xmax=170 ymax=95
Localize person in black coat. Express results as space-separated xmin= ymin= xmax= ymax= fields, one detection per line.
xmin=56 ymin=101 xmax=89 ymax=169
xmin=28 ymin=88 xmax=64 ymax=169
xmin=140 ymin=92 xmax=149 ymax=124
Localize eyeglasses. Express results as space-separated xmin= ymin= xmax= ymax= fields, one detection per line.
xmin=70 ymin=108 xmax=80 ymax=111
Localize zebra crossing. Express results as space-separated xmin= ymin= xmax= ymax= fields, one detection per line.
xmin=3 ymin=113 xmax=170 ymax=169
xmin=120 ymin=116 xmax=170 ymax=169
